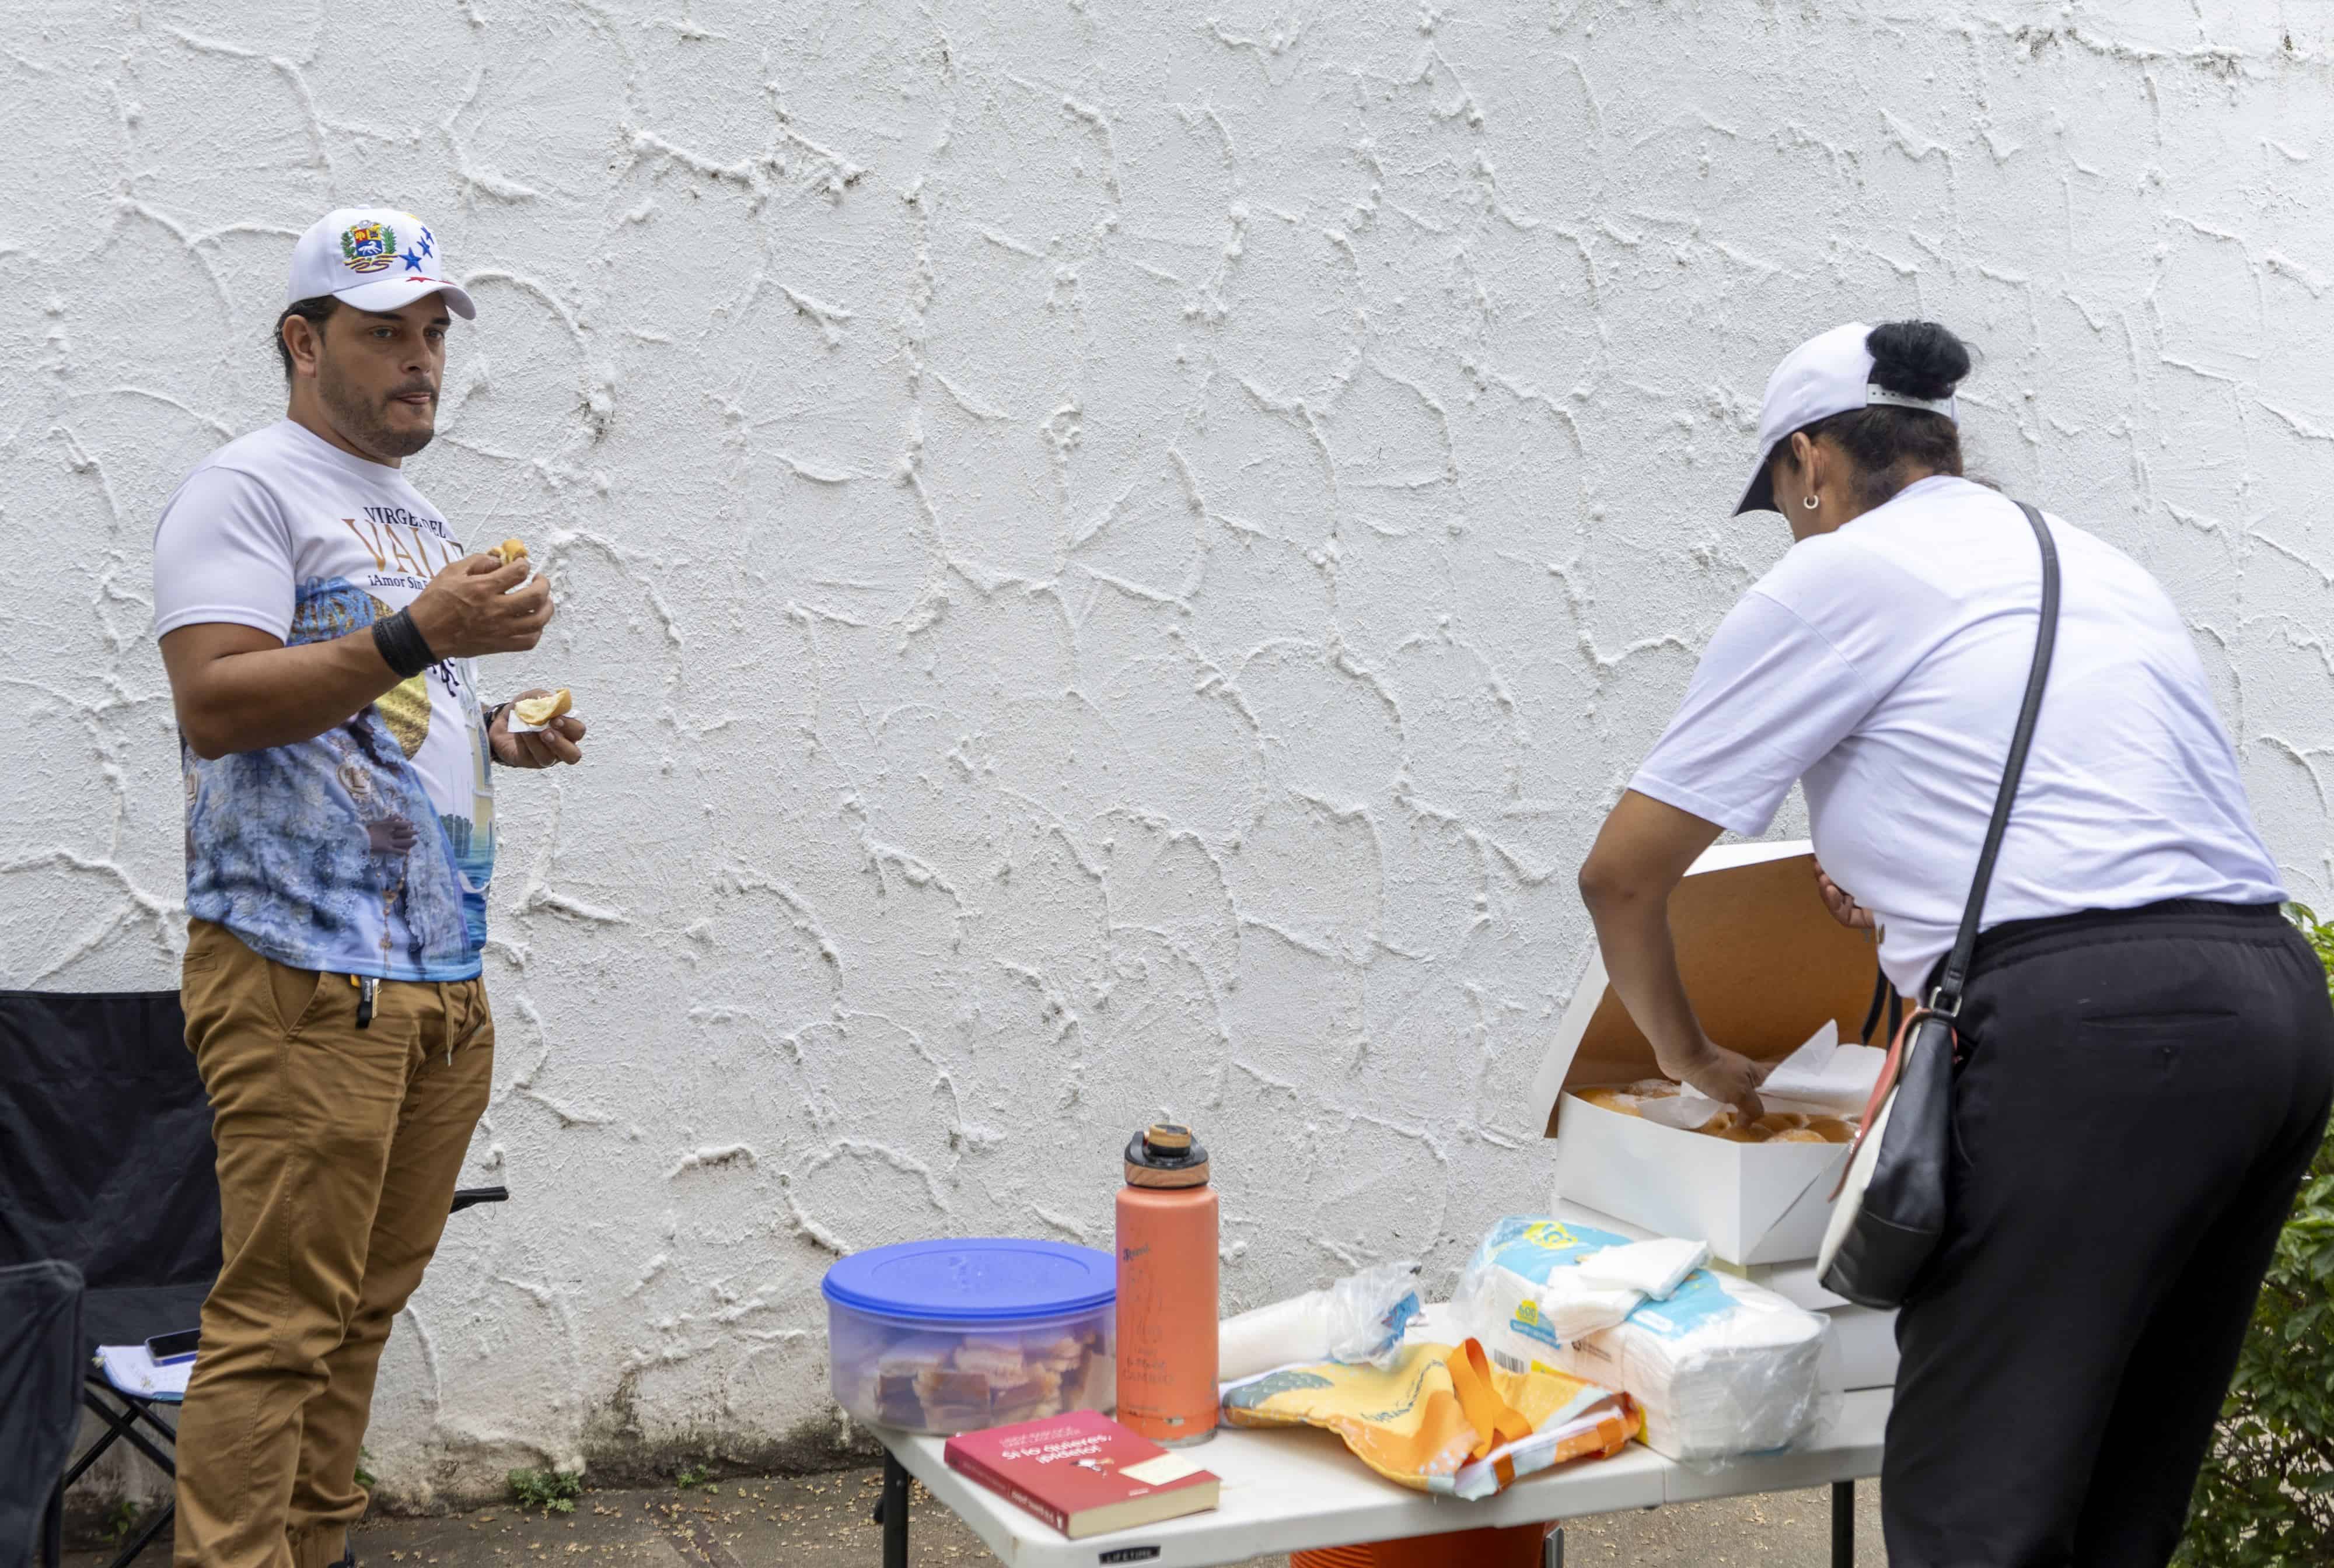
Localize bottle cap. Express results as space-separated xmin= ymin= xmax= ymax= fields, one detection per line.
xmin=1124 ymin=1122 xmax=1211 ymax=1188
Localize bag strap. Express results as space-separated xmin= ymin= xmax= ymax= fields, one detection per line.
xmin=1928 ymin=500 xmax=2060 ymax=1017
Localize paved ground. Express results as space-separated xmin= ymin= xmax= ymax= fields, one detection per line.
xmin=74 ymin=1466 xmax=1885 ymax=1566
xmin=348 ymin=1469 xmax=1884 ymax=1567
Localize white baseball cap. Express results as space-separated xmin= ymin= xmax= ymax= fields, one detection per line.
xmin=288 ymin=206 xmax=476 ymax=320
xmin=1735 ymin=321 xmax=1956 ymax=514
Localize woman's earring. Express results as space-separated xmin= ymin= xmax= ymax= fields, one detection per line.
xmin=1801 ymin=495 xmax=1821 ymax=512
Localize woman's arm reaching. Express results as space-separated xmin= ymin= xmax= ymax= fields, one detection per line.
xmin=1577 ymin=790 xmax=1769 ymax=1118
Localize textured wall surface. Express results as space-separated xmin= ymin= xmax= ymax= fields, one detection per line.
xmin=8 ymin=0 xmax=2334 ymax=1499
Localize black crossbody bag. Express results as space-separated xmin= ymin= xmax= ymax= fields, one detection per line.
xmin=1818 ymin=500 xmax=2061 ymax=1308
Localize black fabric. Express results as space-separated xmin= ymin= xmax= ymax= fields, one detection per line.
xmin=0 ymin=1260 xmax=84 ymax=1568
xmin=0 ymin=990 xmax=220 ymax=1352
xmin=1883 ymin=900 xmax=2334 ymax=1567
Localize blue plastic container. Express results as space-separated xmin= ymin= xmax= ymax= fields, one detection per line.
xmin=822 ymin=1238 xmax=1117 ymax=1434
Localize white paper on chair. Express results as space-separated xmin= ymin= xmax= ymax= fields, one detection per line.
xmin=96 ymin=1343 xmax=192 ymax=1399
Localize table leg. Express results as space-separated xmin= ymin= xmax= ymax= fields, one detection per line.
xmin=882 ymin=1450 xmax=911 ymax=1568
xmin=1831 ymin=1480 xmax=1854 ymax=1568
xmin=1543 ymin=1525 xmax=1564 ymax=1568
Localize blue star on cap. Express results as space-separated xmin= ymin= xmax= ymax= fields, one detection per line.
xmin=417 ymin=229 xmax=435 ymax=258
xmin=400 ymin=250 xmax=424 ymax=273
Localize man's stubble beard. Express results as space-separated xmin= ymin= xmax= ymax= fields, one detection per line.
xmin=319 ymin=354 xmax=436 ymax=461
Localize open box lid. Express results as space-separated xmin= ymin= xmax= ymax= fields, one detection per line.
xmin=1531 ymin=838 xmax=1887 ymax=1139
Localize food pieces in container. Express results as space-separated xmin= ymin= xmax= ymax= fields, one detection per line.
xmin=823 ymin=1238 xmax=1117 ymax=1436
xmin=846 ymin=1317 xmax=1111 ymax=1434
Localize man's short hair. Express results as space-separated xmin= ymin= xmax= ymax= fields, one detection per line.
xmin=274 ymin=296 xmax=340 ymax=381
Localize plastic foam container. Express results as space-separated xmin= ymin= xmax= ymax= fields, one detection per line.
xmin=822 ymin=1238 xmax=1117 ymax=1435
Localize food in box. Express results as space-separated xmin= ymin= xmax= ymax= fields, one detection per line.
xmin=1531 ymin=841 xmax=1896 ymax=1263
xmin=1573 ymin=1080 xmax=1858 ymax=1144
xmin=823 ymin=1239 xmax=1116 ymax=1436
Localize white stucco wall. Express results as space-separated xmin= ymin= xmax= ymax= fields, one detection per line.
xmin=8 ymin=0 xmax=2334 ymax=1499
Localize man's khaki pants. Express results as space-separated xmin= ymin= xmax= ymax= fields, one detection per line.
xmin=174 ymin=921 xmax=493 ymax=1568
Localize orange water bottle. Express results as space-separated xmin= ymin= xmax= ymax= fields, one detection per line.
xmin=1115 ymin=1122 xmax=1219 ymax=1447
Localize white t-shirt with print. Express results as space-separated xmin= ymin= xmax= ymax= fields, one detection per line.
xmin=1631 ymin=475 xmax=2284 ymax=994
xmin=152 ymin=418 xmax=495 ymax=981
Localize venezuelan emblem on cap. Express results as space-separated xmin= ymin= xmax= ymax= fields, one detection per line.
xmin=340 ymin=219 xmax=397 ymax=274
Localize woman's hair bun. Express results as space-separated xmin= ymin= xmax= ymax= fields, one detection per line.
xmin=1865 ymin=320 xmax=1971 ymax=402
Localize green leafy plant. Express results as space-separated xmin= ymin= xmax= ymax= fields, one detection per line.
xmin=506 ymin=1468 xmax=584 ymax=1516
xmin=101 ymin=1500 xmax=139 ymax=1547
xmin=2176 ymin=904 xmax=2334 ymax=1563
xmin=675 ymin=1462 xmax=712 ymax=1490
xmin=354 ymin=1446 xmax=377 ymax=1490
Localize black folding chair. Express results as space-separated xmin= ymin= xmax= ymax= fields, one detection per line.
xmin=0 ymin=989 xmax=508 ymax=1566
xmin=0 ymin=990 xmax=213 ymax=1568
xmin=1 ymin=1261 xmax=84 ymax=1568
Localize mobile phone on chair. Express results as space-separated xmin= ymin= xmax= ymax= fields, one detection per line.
xmin=146 ymin=1328 xmax=200 ymax=1364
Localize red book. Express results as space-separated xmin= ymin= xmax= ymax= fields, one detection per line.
xmin=944 ymin=1410 xmax=1221 ymax=1540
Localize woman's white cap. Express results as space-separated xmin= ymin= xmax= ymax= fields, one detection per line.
xmin=288 ymin=207 xmax=476 ymax=320
xmin=1735 ymin=321 xmax=1956 ymax=514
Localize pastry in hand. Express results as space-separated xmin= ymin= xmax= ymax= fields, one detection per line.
xmin=512 ymin=688 xmax=572 ymax=727
xmin=493 ymin=537 xmax=529 ymax=566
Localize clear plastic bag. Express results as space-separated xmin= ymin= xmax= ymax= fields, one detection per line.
xmin=1453 ymin=1216 xmax=1828 ymax=1465
xmin=1218 ymin=1260 xmax=1423 ymax=1382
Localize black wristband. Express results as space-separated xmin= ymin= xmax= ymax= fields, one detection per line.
xmin=372 ymin=608 xmax=437 ymax=680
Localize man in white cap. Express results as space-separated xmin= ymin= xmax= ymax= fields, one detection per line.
xmin=152 ymin=208 xmax=588 ymax=1568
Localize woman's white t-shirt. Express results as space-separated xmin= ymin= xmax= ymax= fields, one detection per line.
xmin=1630 ymin=475 xmax=2285 ymax=994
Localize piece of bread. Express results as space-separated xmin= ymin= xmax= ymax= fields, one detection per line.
xmin=1576 ymin=1087 xmax=1642 ymax=1116
xmin=1774 ymin=1128 xmax=1830 ymax=1143
xmin=1755 ymin=1112 xmax=1811 ymax=1135
xmin=1713 ymin=1124 xmax=1773 ymax=1143
xmin=876 ymin=1335 xmax=955 ymax=1375
xmin=512 ymin=688 xmax=572 ymax=727
xmin=493 ymin=537 xmax=529 ymax=566
xmin=1625 ymin=1079 xmax=1682 ymax=1100
xmin=1808 ymin=1116 xmax=1856 ymax=1144
xmin=952 ymin=1337 xmax=1029 ymax=1380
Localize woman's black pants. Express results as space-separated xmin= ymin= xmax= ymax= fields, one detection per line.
xmin=1882 ymin=899 xmax=2334 ymax=1566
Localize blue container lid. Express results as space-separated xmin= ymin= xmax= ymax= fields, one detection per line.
xmin=822 ymin=1238 xmax=1116 ymax=1324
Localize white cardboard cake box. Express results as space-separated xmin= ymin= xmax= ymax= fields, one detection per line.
xmin=1532 ymin=839 xmax=1897 ymax=1266
xmin=1823 ymin=1303 xmax=1902 ymax=1392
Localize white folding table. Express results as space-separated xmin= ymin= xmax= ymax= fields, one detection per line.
xmin=872 ymin=1387 xmax=1887 ymax=1568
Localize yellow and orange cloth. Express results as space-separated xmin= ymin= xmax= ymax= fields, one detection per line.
xmin=1221 ymin=1339 xmax=1640 ymax=1499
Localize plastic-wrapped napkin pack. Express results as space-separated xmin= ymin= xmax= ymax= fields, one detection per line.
xmin=1454 ymin=1217 xmax=1829 ymax=1462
